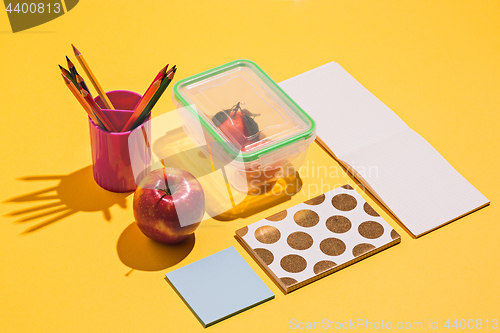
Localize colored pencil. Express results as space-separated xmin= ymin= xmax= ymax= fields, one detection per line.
xmin=165 ymin=65 xmax=176 ymax=77
xmin=59 ymin=65 xmax=79 ymax=90
xmin=70 ymin=60 xmax=91 ymax=96
xmin=76 ymin=74 xmax=92 ymax=96
xmin=72 ymin=44 xmax=115 ymax=110
xmin=63 ymin=73 xmax=106 ymax=129
xmin=66 ymin=56 xmax=78 ymax=80
xmin=145 ymin=66 xmax=175 ymax=107
xmin=130 ymin=64 xmax=168 ymax=111
xmin=81 ymin=90 xmax=118 ymax=132
xmin=136 ymin=78 xmax=162 ymax=113
xmin=156 ymin=64 xmax=169 ymax=81
xmin=169 ymin=65 xmax=177 ymax=72
xmin=129 ymin=67 xmax=177 ymax=130
xmin=121 ymin=78 xmax=162 ymax=132
xmin=67 ymin=55 xmax=91 ymax=95
xmin=61 ymin=74 xmax=99 ymax=125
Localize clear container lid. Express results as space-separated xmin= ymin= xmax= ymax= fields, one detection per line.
xmin=173 ymin=60 xmax=316 ymax=163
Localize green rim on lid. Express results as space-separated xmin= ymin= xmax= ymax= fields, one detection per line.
xmin=173 ymin=59 xmax=316 ymax=163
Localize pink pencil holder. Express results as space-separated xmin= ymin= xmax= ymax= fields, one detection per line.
xmin=89 ymin=90 xmax=151 ymax=193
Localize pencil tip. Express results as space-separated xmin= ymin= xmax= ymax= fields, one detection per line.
xmin=72 ymin=44 xmax=80 ymax=55
xmin=58 ymin=64 xmax=63 ymax=69
xmin=167 ymin=68 xmax=176 ymax=79
xmin=66 ymin=55 xmax=70 ymax=61
xmin=161 ymin=64 xmax=168 ymax=75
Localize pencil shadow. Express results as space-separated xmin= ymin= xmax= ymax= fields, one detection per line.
xmin=116 ymin=222 xmax=195 ymax=274
xmin=3 ymin=165 xmax=131 ymax=234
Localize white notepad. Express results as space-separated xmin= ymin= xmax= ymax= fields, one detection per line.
xmin=279 ymin=62 xmax=489 ymax=237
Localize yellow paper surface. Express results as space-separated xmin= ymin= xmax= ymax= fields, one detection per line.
xmin=0 ymin=0 xmax=499 ymax=332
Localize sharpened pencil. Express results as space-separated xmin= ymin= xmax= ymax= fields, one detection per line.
xmin=66 ymin=56 xmax=77 ymax=80
xmin=59 ymin=64 xmax=79 ymax=90
xmin=165 ymin=65 xmax=176 ymax=76
xmin=157 ymin=64 xmax=168 ymax=80
xmin=67 ymin=55 xmax=91 ymax=95
xmin=130 ymin=64 xmax=168 ymax=111
xmin=61 ymin=74 xmax=99 ymax=125
xmin=121 ymin=78 xmax=162 ymax=132
xmin=129 ymin=67 xmax=176 ymax=130
xmin=76 ymin=74 xmax=92 ymax=96
xmin=72 ymin=44 xmax=115 ymax=110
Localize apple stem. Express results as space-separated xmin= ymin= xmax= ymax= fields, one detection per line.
xmin=230 ymin=102 xmax=241 ymax=119
xmin=164 ymin=173 xmax=172 ymax=195
xmin=154 ymin=184 xmax=172 ymax=208
xmin=156 ymin=168 xmax=172 ymax=196
xmin=155 ymin=186 xmax=171 ymax=196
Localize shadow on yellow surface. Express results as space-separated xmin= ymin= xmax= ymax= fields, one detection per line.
xmin=153 ymin=126 xmax=305 ymax=222
xmin=211 ymin=171 xmax=303 ymax=221
xmin=3 ymin=165 xmax=131 ymax=234
xmin=117 ymin=222 xmax=195 ymax=275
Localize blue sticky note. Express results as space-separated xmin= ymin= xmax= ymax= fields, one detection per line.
xmin=165 ymin=246 xmax=274 ymax=327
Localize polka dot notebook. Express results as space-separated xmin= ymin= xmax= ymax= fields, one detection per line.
xmin=235 ymin=185 xmax=401 ymax=294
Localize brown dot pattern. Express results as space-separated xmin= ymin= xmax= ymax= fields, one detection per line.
xmin=326 ymin=216 xmax=352 ymax=233
xmin=363 ymin=202 xmax=380 ymax=217
xmin=281 ymin=254 xmax=307 ymax=273
xmin=254 ymin=248 xmax=274 ymax=265
xmin=341 ymin=184 xmax=354 ymax=190
xmin=238 ymin=185 xmax=400 ymax=293
xmin=391 ymin=229 xmax=400 ymax=240
xmin=293 ymin=209 xmax=320 ymax=227
xmin=313 ymin=260 xmax=337 ymax=274
xmin=331 ymin=194 xmax=357 ymax=211
xmin=280 ymin=277 xmax=298 ymax=287
xmin=255 ymin=226 xmax=281 ymax=244
xmin=320 ymin=238 xmax=346 ymax=256
xmin=304 ymin=194 xmax=326 ymax=205
xmin=352 ymin=243 xmax=376 ymax=257
xmin=236 ymin=226 xmax=248 ymax=237
xmin=358 ymin=221 xmax=384 ymax=239
xmin=287 ymin=232 xmax=314 ymax=250
xmin=265 ymin=210 xmax=288 ymax=221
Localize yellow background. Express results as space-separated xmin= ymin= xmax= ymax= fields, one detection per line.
xmin=1 ymin=0 xmax=499 ymax=332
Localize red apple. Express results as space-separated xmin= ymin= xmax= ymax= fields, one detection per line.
xmin=133 ymin=168 xmax=205 ymax=244
xmin=212 ymin=103 xmax=260 ymax=148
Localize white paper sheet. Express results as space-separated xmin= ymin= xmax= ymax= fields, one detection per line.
xmin=279 ymin=62 xmax=489 ymax=237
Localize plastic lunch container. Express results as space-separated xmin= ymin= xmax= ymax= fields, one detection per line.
xmin=173 ymin=60 xmax=316 ymax=193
